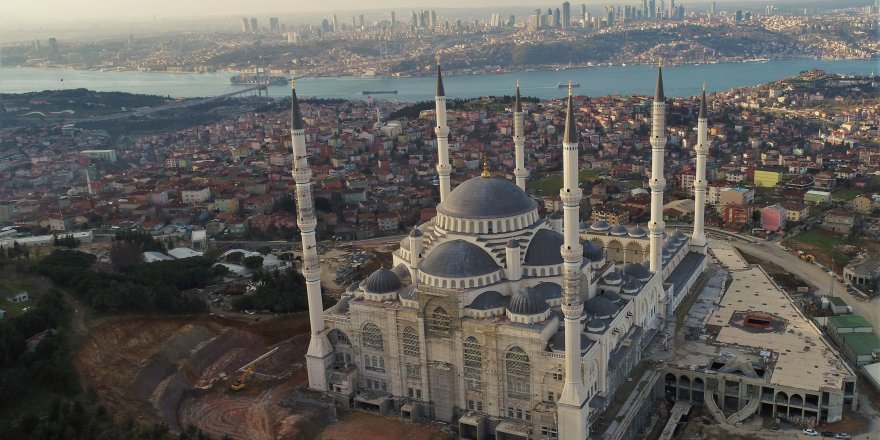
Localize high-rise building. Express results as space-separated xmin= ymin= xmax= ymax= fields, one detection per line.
xmin=269 ymin=17 xmax=279 ymax=32
xmin=735 ymin=10 xmax=743 ymax=21
xmin=241 ymin=17 xmax=250 ymax=33
xmin=553 ymin=8 xmax=561 ymax=27
xmin=710 ymin=1 xmax=716 ymax=16
xmin=562 ymin=2 xmax=571 ymax=29
xmin=250 ymin=18 xmax=258 ymax=33
xmin=359 ymin=14 xmax=365 ymax=28
xmin=390 ymin=11 xmax=396 ymax=28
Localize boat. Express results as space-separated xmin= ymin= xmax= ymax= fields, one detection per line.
xmin=230 ymin=74 xmax=289 ymax=85
xmin=362 ymin=90 xmax=398 ymax=95
xmin=558 ymin=82 xmax=581 ymax=88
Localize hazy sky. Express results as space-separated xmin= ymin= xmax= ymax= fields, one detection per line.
xmin=0 ymin=0 xmax=797 ymax=25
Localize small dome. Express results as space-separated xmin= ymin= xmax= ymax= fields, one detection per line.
xmin=409 ymin=228 xmax=423 ymax=237
xmin=591 ymin=220 xmax=611 ymax=231
xmin=549 ymin=329 xmax=592 ymax=353
xmin=671 ymin=230 xmax=687 ymax=242
xmin=602 ymin=271 xmax=622 ymax=285
xmin=603 ymin=291 xmax=621 ymax=303
xmin=437 ymin=176 xmax=537 ymax=220
xmin=524 ymin=229 xmax=564 ymax=266
xmin=584 ymin=295 xmax=619 ymax=318
xmin=329 ymin=295 xmax=352 ymax=314
xmin=610 ymin=225 xmax=628 ymax=236
xmin=586 ymin=318 xmax=606 ymax=332
xmin=663 ymin=247 xmax=674 ymax=257
xmin=628 ymin=225 xmax=648 ymax=238
xmin=508 ymin=286 xmax=550 ymax=315
xmin=582 ymin=241 xmax=604 ymax=261
xmin=507 ymin=239 xmax=519 ymax=248
xmin=579 ymin=221 xmax=591 ymax=230
xmin=363 ymin=268 xmax=402 ymax=293
xmin=620 ymin=278 xmax=641 ymax=293
xmin=421 ymin=240 xmax=501 ymax=278
xmin=346 ymin=282 xmax=360 ymax=293
xmin=623 ymin=262 xmax=651 ymax=281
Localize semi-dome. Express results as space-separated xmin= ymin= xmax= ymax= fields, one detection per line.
xmin=508 ymin=286 xmax=550 ymax=315
xmin=623 ymin=262 xmax=652 ymax=281
xmin=437 ymin=176 xmax=537 ymax=219
xmin=533 ymin=282 xmax=562 ymax=300
xmin=409 ymin=228 xmax=423 ymax=237
xmin=591 ymin=220 xmax=611 ymax=231
xmin=420 ymin=240 xmax=500 ymax=278
xmin=610 ymin=225 xmax=628 ymax=236
xmin=628 ymin=225 xmax=647 ymax=238
xmin=363 ymin=268 xmax=402 ymax=293
xmin=468 ymin=290 xmax=507 ymax=310
xmin=524 ymin=229 xmax=564 ymax=266
xmin=582 ymin=241 xmax=604 ymax=261
xmin=399 ymin=284 xmax=418 ymax=301
xmin=584 ymin=295 xmax=619 ymax=318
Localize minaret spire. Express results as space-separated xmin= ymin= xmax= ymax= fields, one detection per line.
xmin=648 ymin=63 xmax=667 ymax=273
xmin=434 ymin=56 xmax=452 ymax=202
xmin=290 ymin=81 xmax=332 ymax=391
xmin=557 ymin=86 xmax=589 ymax=440
xmin=692 ymin=84 xmax=709 ymax=252
xmin=513 ymin=80 xmax=528 ymax=190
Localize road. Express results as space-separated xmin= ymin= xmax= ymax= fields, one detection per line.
xmin=732 ymin=240 xmax=880 ymax=332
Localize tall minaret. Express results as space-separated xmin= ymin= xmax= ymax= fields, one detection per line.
xmin=434 ymin=60 xmax=452 ymax=203
xmin=557 ymin=83 xmax=589 ymax=440
xmin=513 ymin=81 xmax=528 ymax=191
xmin=291 ymin=81 xmax=332 ymax=391
xmin=648 ymin=63 xmax=667 ymax=273
xmin=691 ymin=84 xmax=709 ymax=253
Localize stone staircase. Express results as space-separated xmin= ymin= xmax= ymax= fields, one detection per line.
xmin=703 ymin=388 xmax=727 ymax=424
xmin=726 ymin=394 xmax=760 ymax=424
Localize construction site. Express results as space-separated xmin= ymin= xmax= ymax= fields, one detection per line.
xmin=74 ymin=313 xmax=452 ymax=440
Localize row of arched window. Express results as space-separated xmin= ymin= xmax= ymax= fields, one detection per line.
xmin=435 ymin=211 xmax=539 ymax=235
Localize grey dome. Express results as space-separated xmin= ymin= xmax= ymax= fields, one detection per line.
xmin=671 ymin=230 xmax=687 ymax=242
xmin=549 ymin=211 xmax=562 ymax=219
xmin=421 ymin=240 xmax=500 ymax=278
xmin=623 ymin=262 xmax=652 ymax=281
xmin=603 ymin=290 xmax=621 ymax=303
xmin=399 ymin=284 xmax=418 ymax=300
xmin=579 ymin=221 xmax=591 ymax=230
xmin=585 ymin=318 xmax=606 ymax=332
xmin=620 ymin=277 xmax=641 ymax=293
xmin=582 ymin=241 xmax=604 ymax=261
xmin=549 ymin=329 xmax=593 ymax=353
xmin=508 ymin=286 xmax=550 ymax=315
xmin=524 ymin=229 xmax=564 ymax=266
xmin=533 ymin=282 xmax=562 ymax=300
xmin=347 ymin=282 xmax=360 ymax=293
xmin=468 ymin=290 xmax=507 ymax=310
xmin=602 ymin=271 xmax=622 ymax=284
xmin=363 ymin=268 xmax=402 ymax=293
xmin=628 ymin=225 xmax=648 ymax=238
xmin=585 ymin=295 xmax=619 ymax=318
xmin=329 ymin=295 xmax=351 ymax=314
xmin=437 ymin=176 xmax=537 ymax=219
xmin=591 ymin=220 xmax=610 ymax=231
xmin=610 ymin=225 xmax=628 ymax=236
xmin=409 ymin=228 xmax=423 ymax=237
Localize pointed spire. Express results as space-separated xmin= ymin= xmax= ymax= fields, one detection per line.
xmin=515 ymin=80 xmax=522 ymax=113
xmin=699 ymin=82 xmax=707 ymax=119
xmin=435 ymin=57 xmax=445 ymax=97
xmin=563 ymin=82 xmax=577 ymax=144
xmin=291 ymin=80 xmax=305 ymax=130
xmin=654 ymin=61 xmax=664 ymax=102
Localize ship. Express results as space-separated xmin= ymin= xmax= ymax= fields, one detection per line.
xmin=230 ymin=74 xmax=289 ymax=85
xmin=362 ymin=90 xmax=398 ymax=95
xmin=558 ymin=82 xmax=581 ymax=88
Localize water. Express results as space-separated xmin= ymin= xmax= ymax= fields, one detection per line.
xmin=1 ymin=59 xmax=877 ymax=100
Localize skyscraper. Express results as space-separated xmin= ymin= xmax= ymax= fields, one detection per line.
xmin=269 ymin=17 xmax=279 ymax=32
xmin=554 ymin=8 xmax=561 ymax=27
xmin=241 ymin=17 xmax=250 ymax=33
xmin=250 ymin=18 xmax=258 ymax=33
xmin=562 ymin=2 xmax=571 ymax=29
xmin=390 ymin=11 xmax=396 ymax=28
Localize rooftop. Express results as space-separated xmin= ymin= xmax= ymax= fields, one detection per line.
xmin=828 ymin=314 xmax=873 ymax=329
xmin=842 ymin=332 xmax=880 ymax=357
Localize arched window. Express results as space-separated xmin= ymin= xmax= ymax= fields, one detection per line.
xmin=506 ymin=346 xmax=531 ymax=399
xmin=463 ymin=337 xmax=483 ymax=391
xmin=402 ymin=326 xmax=419 ymax=357
xmin=428 ymin=306 xmax=451 ymax=334
xmin=362 ymin=322 xmax=383 ymax=351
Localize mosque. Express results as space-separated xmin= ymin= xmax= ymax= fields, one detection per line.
xmin=290 ymin=63 xmax=709 ymax=439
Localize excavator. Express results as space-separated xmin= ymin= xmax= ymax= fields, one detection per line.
xmin=229 ymin=367 xmax=254 ymax=392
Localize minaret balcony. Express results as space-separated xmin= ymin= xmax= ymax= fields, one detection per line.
xmin=292 ymin=169 xmax=312 ymax=182
xmin=560 ymin=245 xmax=583 ymax=263
xmin=436 ymin=163 xmax=451 ymax=174
xmin=435 ymin=126 xmax=450 ymax=137
xmin=559 ymin=189 xmax=581 ymax=206
xmin=302 ymin=262 xmax=322 ymax=280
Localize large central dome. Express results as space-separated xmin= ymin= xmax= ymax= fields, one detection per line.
xmin=437 ymin=176 xmax=537 ymax=219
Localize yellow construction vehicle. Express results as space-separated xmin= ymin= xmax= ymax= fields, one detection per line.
xmin=800 ymin=254 xmax=815 ymax=263
xmin=229 ymin=367 xmax=254 ymax=392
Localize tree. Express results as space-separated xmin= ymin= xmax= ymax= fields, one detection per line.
xmin=242 ymin=255 xmax=264 ymax=270
xmin=226 ymin=251 xmax=243 ymax=263
xmin=255 ymin=246 xmax=272 ymax=255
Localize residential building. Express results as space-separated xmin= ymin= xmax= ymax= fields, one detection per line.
xmin=821 ymin=208 xmax=856 ymax=235
xmin=182 ymin=187 xmax=211 ymax=204
xmin=760 ymin=204 xmax=786 ymax=232
xmin=780 ymin=201 xmax=809 ymax=223
xmin=804 ymin=190 xmax=832 ymax=204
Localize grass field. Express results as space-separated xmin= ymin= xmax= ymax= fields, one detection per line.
xmin=783 ymin=228 xmax=860 ymax=268
xmin=832 ymin=187 xmax=862 ymax=202
xmin=529 ymin=169 xmax=600 ymax=194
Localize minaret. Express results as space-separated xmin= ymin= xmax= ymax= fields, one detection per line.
xmin=691 ymin=84 xmax=709 ymax=253
xmin=434 ymin=59 xmax=452 ymax=203
xmin=85 ymin=169 xmax=94 ymax=195
xmin=513 ymin=81 xmax=528 ymax=191
xmin=290 ymin=81 xmax=332 ymax=391
xmin=557 ymin=83 xmax=589 ymax=440
xmin=648 ymin=63 xmax=667 ymax=273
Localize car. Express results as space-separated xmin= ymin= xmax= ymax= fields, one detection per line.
xmin=834 ymin=434 xmax=851 ymax=439
xmin=802 ymin=428 xmax=819 ymax=436
xmin=821 ymin=432 xmax=834 ymax=437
